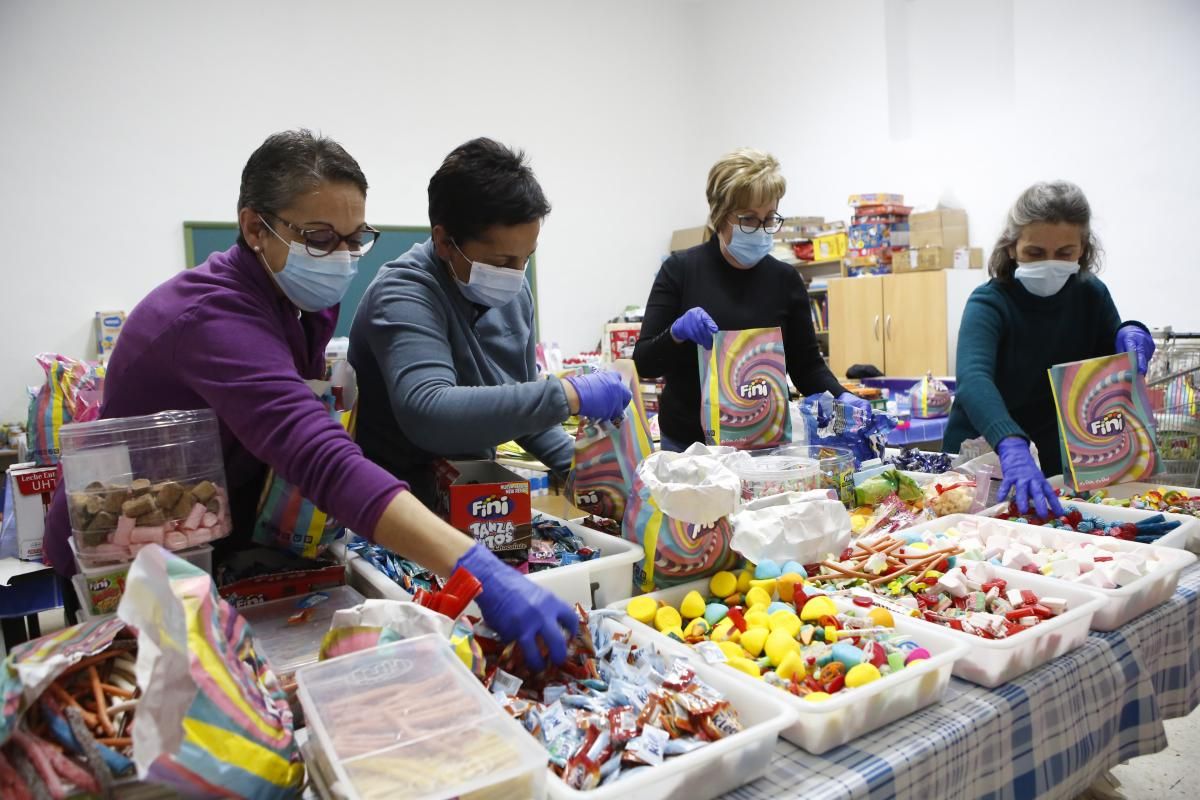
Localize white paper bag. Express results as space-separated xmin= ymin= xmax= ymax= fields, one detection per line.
xmin=729 ymin=489 xmax=852 ymax=564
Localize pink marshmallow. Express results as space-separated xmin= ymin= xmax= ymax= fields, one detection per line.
xmin=113 ymin=515 xmax=136 ymax=547
xmin=202 ymin=512 xmax=218 ymax=529
xmin=83 ymin=542 xmax=130 ymax=563
xmin=131 ymin=525 xmax=165 ymax=545
xmin=187 ymin=527 xmax=213 ymax=547
xmin=164 ymin=531 xmax=188 ymax=550
xmin=183 ymin=502 xmax=206 ymax=531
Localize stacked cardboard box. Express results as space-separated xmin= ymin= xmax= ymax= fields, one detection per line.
xmin=899 ymin=208 xmax=983 ymax=272
xmin=845 ymin=193 xmax=912 ymax=276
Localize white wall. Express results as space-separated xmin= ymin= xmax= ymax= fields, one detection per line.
xmin=2 ymin=0 xmax=1197 ymax=423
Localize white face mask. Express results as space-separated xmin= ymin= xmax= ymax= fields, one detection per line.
xmin=1013 ymin=259 xmax=1080 ymax=297
xmin=452 ymin=241 xmax=527 ymax=307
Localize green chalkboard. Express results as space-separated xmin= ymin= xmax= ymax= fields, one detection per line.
xmin=182 ymin=222 xmax=539 ymax=338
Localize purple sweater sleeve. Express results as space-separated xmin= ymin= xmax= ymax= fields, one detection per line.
xmin=172 ymin=301 xmax=405 ymax=539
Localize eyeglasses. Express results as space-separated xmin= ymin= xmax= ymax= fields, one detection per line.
xmin=736 ymin=213 xmax=785 ymax=235
xmin=262 ymin=213 xmax=380 ymax=256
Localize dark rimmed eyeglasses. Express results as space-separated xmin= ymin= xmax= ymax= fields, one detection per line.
xmin=262 ymin=213 xmax=380 ymax=256
xmin=735 ymin=213 xmax=785 ymax=235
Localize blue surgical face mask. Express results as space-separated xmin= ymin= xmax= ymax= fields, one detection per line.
xmin=452 ymin=241 xmax=528 ymax=307
xmin=1013 ymin=259 xmax=1080 ymax=297
xmin=259 ymin=216 xmax=359 ymax=312
xmin=723 ymin=226 xmax=774 ymax=268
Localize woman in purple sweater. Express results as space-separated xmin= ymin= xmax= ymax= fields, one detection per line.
xmin=43 ymin=130 xmax=575 ymax=670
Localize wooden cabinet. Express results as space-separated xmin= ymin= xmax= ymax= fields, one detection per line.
xmin=828 ymin=270 xmax=984 ymax=379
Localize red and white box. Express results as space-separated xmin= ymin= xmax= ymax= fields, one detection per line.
xmin=434 ymin=460 xmax=531 ymax=557
xmin=7 ymin=462 xmax=59 ymax=560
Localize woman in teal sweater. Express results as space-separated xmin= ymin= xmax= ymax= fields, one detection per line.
xmin=944 ymin=181 xmax=1154 ymax=517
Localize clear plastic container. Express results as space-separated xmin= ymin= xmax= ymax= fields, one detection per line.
xmin=914 ymin=514 xmax=1198 ymax=631
xmin=731 ymin=453 xmax=821 ymax=502
xmin=240 ymin=585 xmax=365 ymax=678
xmin=59 ymin=409 xmax=231 ymax=564
xmin=69 ymin=538 xmax=212 ymax=616
xmin=607 ymin=579 xmax=968 ymax=754
xmin=772 ymin=444 xmax=856 ymax=508
xmin=295 ymin=635 xmax=547 ymax=800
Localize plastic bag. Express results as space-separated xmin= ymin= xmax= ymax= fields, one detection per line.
xmin=922 ymin=471 xmax=989 ymax=516
xmin=729 ymin=490 xmax=851 ymax=564
xmin=25 ymin=353 xmax=105 ymax=466
xmin=854 ymin=469 xmax=924 ymax=506
xmin=911 ymin=371 xmax=952 ymax=419
xmin=800 ymin=392 xmax=897 ymax=467
xmin=698 ymin=328 xmax=791 ymax=450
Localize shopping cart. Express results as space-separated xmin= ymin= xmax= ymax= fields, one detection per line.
xmin=1146 ymin=329 xmax=1200 ymax=487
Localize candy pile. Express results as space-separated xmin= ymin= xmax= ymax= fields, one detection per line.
xmin=807 ymin=535 xmax=964 ymax=597
xmin=1 ymin=640 xmax=137 ymax=797
xmin=482 ymin=606 xmax=744 ymax=790
xmin=1061 ymin=487 xmax=1200 ymax=518
xmin=68 ymin=477 xmax=231 ymax=562
xmin=886 ymin=447 xmax=953 ymax=474
xmin=911 ymin=562 xmax=1068 ymax=639
xmin=993 ymin=503 xmax=1182 ymax=544
xmin=347 ymin=538 xmax=444 ymax=595
xmin=624 ymin=565 xmax=935 ymax=701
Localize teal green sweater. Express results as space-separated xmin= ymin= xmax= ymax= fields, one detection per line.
xmin=944 ymin=274 xmax=1141 ymax=478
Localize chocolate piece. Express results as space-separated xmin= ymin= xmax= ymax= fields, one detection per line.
xmin=84 ymin=481 xmax=105 ymax=492
xmin=136 ymin=509 xmax=166 ymax=526
xmin=69 ymin=492 xmax=91 ymax=517
xmin=85 ymin=495 xmax=104 ymax=516
xmin=170 ymin=492 xmax=196 ymax=519
xmin=102 ymin=488 xmax=130 ymax=515
xmin=154 ymin=481 xmax=184 ymax=510
xmin=191 ymin=480 xmax=217 ymax=504
xmin=120 ymin=494 xmax=156 ymax=518
xmin=85 ymin=511 xmax=117 ymax=533
xmin=130 ymin=478 xmax=152 ymax=496
xmin=204 ymin=497 xmax=221 ymax=514
xmin=80 ymin=529 xmax=110 ymax=548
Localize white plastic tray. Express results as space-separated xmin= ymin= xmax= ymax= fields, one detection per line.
xmin=1048 ymin=477 xmax=1200 ymax=551
xmin=910 ymin=514 xmax=1197 ymax=630
xmin=606 ymin=579 xmax=966 ymax=753
xmin=338 ymin=514 xmax=643 ymax=610
xmin=546 ymin=615 xmax=794 ymax=799
xmin=982 ymin=498 xmax=1197 ymax=552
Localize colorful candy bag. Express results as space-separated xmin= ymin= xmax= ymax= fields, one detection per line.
xmin=912 ymin=371 xmax=952 ymax=419
xmin=698 ymin=328 xmax=791 ymax=450
xmin=118 ymin=545 xmax=303 ymax=798
xmin=622 ymin=447 xmax=743 ymax=591
xmin=25 ymin=353 xmax=105 ymax=466
xmin=567 ymin=364 xmax=654 ymax=521
xmin=253 ymin=385 xmax=351 ymax=559
xmin=799 ymin=391 xmax=897 ymax=467
xmin=1049 ymin=353 xmax=1162 ymax=492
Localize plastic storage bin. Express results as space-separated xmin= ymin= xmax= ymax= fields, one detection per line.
xmin=339 ymin=514 xmax=643 ymax=610
xmin=983 ymin=498 xmax=1198 ymax=552
xmin=730 ymin=452 xmax=821 ymax=502
xmin=296 ymin=635 xmax=548 ymax=800
xmin=240 ymin=585 xmax=365 ymax=679
xmin=772 ymin=444 xmax=857 ymax=507
xmin=607 ymin=579 xmax=967 ymax=753
xmin=911 ymin=514 xmax=1198 ymax=630
xmin=59 ymin=409 xmax=231 ymax=564
xmin=69 ymin=539 xmax=212 ymax=616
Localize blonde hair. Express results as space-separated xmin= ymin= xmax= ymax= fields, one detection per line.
xmin=705 ymin=148 xmax=787 ymax=235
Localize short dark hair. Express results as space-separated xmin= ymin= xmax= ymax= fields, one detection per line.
xmin=236 ymin=129 xmax=368 ymax=246
xmin=427 ymin=137 xmax=551 ymax=243
xmin=989 ymin=180 xmax=1103 ymax=281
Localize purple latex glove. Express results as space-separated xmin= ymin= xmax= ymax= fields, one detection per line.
xmin=457 ymin=543 xmax=579 ymax=672
xmin=996 ymin=436 xmax=1064 ymax=519
xmin=1115 ymin=325 xmax=1155 ymax=375
xmin=564 ymin=371 xmax=632 ymax=421
xmin=837 ymin=391 xmax=872 ymax=413
xmin=671 ymin=307 xmax=719 ymax=349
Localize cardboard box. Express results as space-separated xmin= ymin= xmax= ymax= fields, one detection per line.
xmin=435 ymin=460 xmax=532 ymax=556
xmin=909 ymin=209 xmax=969 ymax=250
xmin=7 ymin=462 xmax=58 ymax=560
xmin=604 ymin=323 xmax=642 ymax=361
xmin=94 ymin=311 xmax=126 ymax=362
xmin=900 ymin=246 xmax=956 ymax=272
xmin=954 ymin=247 xmax=984 ymax=269
xmin=848 ymin=193 xmax=904 ymax=207
xmin=669 ymin=226 xmax=708 ymax=253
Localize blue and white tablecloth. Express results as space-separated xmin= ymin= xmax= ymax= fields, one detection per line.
xmin=725 ymin=564 xmax=1200 ymax=800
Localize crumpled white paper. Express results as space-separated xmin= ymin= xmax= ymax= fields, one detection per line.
xmin=637 ymin=444 xmax=741 ymax=525
xmin=729 ymin=489 xmax=852 ymax=564
xmin=328 ymin=598 xmax=453 ymax=640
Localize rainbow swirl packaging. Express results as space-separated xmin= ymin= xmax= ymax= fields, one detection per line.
xmin=698 ymin=327 xmax=791 ymax=450
xmin=1049 ymin=352 xmax=1162 ymax=492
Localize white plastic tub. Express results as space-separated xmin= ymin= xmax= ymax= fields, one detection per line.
xmin=338 ymin=514 xmax=643 ymax=609
xmin=546 ymin=615 xmax=795 ymax=799
xmin=1048 ymin=477 xmax=1200 ymax=550
xmin=910 ymin=514 xmax=1198 ymax=630
xmin=982 ymin=498 xmax=1197 ymax=552
xmin=607 ymin=579 xmax=968 ymax=753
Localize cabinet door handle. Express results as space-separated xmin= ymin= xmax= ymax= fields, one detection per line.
xmin=886 ymin=314 xmax=893 ymax=341
xmin=873 ymin=315 xmax=880 ymax=341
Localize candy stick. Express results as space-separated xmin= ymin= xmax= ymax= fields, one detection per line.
xmin=99 ymin=684 xmax=134 ymax=699
xmin=95 ymin=738 xmax=132 ymax=748
xmin=10 ymin=749 xmax=51 ymax=800
xmin=46 ymin=684 xmax=98 ymax=729
xmin=88 ymin=667 xmax=115 ymax=737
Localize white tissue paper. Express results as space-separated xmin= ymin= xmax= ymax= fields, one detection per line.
xmin=637 ymin=445 xmax=742 ymax=525
xmin=729 ymin=489 xmax=851 ymax=564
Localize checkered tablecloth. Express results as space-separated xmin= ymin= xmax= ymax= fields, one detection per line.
xmin=724 ymin=563 xmax=1200 ymax=800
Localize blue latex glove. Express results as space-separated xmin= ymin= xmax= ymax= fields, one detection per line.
xmin=457 ymin=543 xmax=579 ymax=672
xmin=671 ymin=307 xmax=719 ymax=349
xmin=564 ymin=371 xmax=632 ymax=420
xmin=996 ymin=436 xmax=1064 ymax=519
xmin=1115 ymin=325 xmax=1155 ymax=375
xmin=837 ymin=391 xmax=872 ymax=413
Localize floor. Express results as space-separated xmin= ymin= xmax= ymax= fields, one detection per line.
xmin=24 ymin=609 xmax=1200 ymax=799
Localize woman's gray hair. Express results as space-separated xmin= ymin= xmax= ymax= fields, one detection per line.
xmin=988 ymin=180 xmax=1103 ymax=280
xmin=236 ymin=129 xmax=368 ymax=246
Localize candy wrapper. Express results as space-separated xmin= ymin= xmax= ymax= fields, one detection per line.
xmin=623 ymin=446 xmax=742 ymax=591
xmin=911 ymin=372 xmax=952 ymax=419
xmin=698 ymin=328 xmax=791 ymax=450
xmin=26 ymin=353 xmax=105 ymax=466
xmin=567 ymin=364 xmax=654 ymax=522
xmin=799 ymin=392 xmax=897 ymax=467
xmin=117 ymin=545 xmax=303 ymax=798
xmin=887 ymin=446 xmax=953 ymax=474
xmin=1049 ymin=353 xmax=1162 ymax=492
